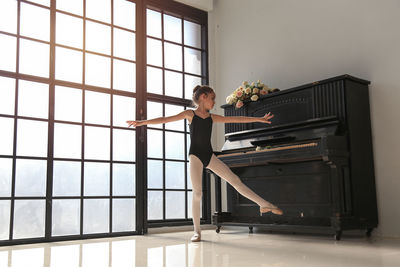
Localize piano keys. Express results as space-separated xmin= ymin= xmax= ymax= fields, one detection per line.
xmin=208 ymin=75 xmax=378 ymax=240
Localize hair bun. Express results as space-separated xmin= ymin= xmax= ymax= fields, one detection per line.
xmin=193 ymin=85 xmax=201 ymax=94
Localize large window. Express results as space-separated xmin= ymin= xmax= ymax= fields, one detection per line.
xmin=0 ymin=0 xmax=208 ymax=245
xmin=145 ymin=6 xmax=208 ymax=226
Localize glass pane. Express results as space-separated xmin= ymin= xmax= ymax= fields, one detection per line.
xmin=184 ymin=20 xmax=201 ymax=48
xmin=13 ymin=200 xmax=46 ymax=239
xmin=56 ymin=0 xmax=83 ymax=16
xmin=165 ymin=161 xmax=185 ymax=189
xmin=0 ymin=159 xmax=12 ymax=197
xmin=19 ymin=39 xmax=49 ymax=78
xmin=113 ymin=95 xmax=135 ymax=127
xmin=147 ymin=160 xmax=163 ymax=189
xmin=51 ymin=245 xmax=80 ymax=267
xmin=55 ymin=47 xmax=83 ymax=83
xmin=0 ymin=34 xmax=16 ymax=72
xmin=165 ymin=132 xmax=185 ymax=160
xmin=56 ymin=13 xmax=83 ymax=48
xmin=147 ymin=67 xmax=162 ymax=95
xmin=0 ymin=118 xmax=14 ymax=155
xmin=166 ymin=191 xmax=185 ymax=219
xmin=112 ymin=199 xmax=135 ymax=232
xmin=164 ymin=14 xmax=182 ymax=43
xmin=114 ymin=28 xmax=135 ymax=60
xmin=84 ymin=162 xmax=110 ymax=196
xmin=85 ymin=53 xmax=111 ymax=88
xmin=85 ymin=90 xmax=110 ymax=125
xmin=113 ymin=59 xmax=136 ymax=92
xmin=147 ymin=101 xmax=162 ymax=129
xmin=18 ymin=80 xmax=49 ymax=119
xmin=111 ymin=240 xmax=135 ymax=267
xmin=147 ymin=38 xmax=162 ymax=67
xmin=15 ymin=159 xmax=46 ymax=197
xmin=54 ymin=123 xmax=82 ymax=159
xmin=165 ymin=71 xmax=183 ymax=98
xmin=84 ymin=126 xmax=110 ymax=160
xmin=0 ymin=0 xmax=18 ymax=34
xmin=113 ymin=163 xmax=135 ymax=196
xmin=82 ymin=243 xmax=109 ymax=267
xmin=20 ymin=3 xmax=50 ymax=41
xmin=114 ymin=0 xmax=135 ymax=30
xmin=86 ymin=0 xmax=110 ymax=23
xmin=86 ymin=21 xmax=111 ymax=55
xmin=83 ymin=199 xmax=109 ymax=234
xmin=53 ymin=161 xmax=81 ymax=196
xmin=165 ymin=104 xmax=184 ymax=131
xmin=11 ymin=248 xmax=44 ymax=267
xmin=113 ymin=129 xmax=135 ymax=161
xmin=185 ymin=74 xmax=202 ymax=100
xmin=0 ymin=201 xmax=10 ymax=240
xmin=52 ymin=199 xmax=80 ymax=236
xmin=184 ymin=48 xmax=202 ymax=75
xmin=147 ymin=129 xmax=163 ymax=158
xmin=146 ymin=9 xmax=161 ymax=38
xmin=16 ymin=119 xmax=48 ymax=157
xmin=55 ymin=86 xmax=82 ymax=122
xmin=164 ymin=43 xmax=182 ymax=71
xmin=147 ymin=191 xmax=162 ymax=220
xmin=0 ymin=77 xmax=15 ymax=115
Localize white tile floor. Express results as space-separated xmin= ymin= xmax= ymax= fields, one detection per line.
xmin=1 ymin=227 xmax=400 ymax=267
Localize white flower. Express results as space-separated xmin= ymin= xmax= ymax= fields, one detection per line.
xmin=251 ymin=95 xmax=259 ymax=101
xmin=242 ymin=81 xmax=249 ymax=86
xmin=251 ymin=82 xmax=255 ymax=87
xmin=252 ymin=88 xmax=259 ymax=94
xmin=245 ymin=87 xmax=252 ymax=94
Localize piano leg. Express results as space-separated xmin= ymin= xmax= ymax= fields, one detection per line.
xmin=249 ymin=226 xmax=253 ymax=234
xmin=334 ymin=230 xmax=342 ymax=241
xmin=216 ymin=226 xmax=221 ymax=233
xmin=366 ymin=228 xmax=373 ymax=237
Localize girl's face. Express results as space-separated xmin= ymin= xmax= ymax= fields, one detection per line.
xmin=203 ymin=92 xmax=216 ymax=110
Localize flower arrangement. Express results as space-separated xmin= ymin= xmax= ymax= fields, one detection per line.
xmin=226 ymin=80 xmax=278 ymax=109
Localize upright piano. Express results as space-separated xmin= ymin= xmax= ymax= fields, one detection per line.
xmin=208 ymin=74 xmax=378 ymax=240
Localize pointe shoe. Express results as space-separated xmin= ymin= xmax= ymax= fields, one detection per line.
xmin=260 ymin=206 xmax=283 ymax=216
xmin=191 ymin=232 xmax=201 ymax=242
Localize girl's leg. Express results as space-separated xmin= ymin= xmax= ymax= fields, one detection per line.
xmin=189 ymin=155 xmax=203 ymax=235
xmin=206 ymin=154 xmax=277 ymax=209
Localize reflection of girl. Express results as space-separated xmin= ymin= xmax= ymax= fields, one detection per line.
xmin=127 ymin=85 xmax=283 ymax=242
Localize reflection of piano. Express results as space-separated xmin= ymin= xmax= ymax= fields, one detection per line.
xmin=208 ymin=75 xmax=378 ymax=240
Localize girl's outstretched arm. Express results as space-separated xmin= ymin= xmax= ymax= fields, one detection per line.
xmin=212 ymin=112 xmax=274 ymax=124
xmin=127 ymin=110 xmax=192 ymax=128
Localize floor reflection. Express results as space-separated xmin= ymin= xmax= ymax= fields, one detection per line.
xmin=1 ymin=230 xmax=400 ymax=267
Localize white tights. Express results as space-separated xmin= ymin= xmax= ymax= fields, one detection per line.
xmin=189 ymin=154 xmax=274 ymax=234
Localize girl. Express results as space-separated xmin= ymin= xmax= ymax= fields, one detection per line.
xmin=127 ymin=85 xmax=283 ymax=242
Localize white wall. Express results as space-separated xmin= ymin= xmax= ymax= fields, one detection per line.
xmin=208 ymin=0 xmax=400 ymax=238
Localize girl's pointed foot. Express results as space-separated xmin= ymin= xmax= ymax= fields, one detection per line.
xmin=191 ymin=232 xmax=201 ymax=242
xmin=260 ymin=205 xmax=283 ymax=216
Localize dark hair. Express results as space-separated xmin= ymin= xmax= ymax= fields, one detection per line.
xmin=192 ymin=85 xmax=215 ymax=106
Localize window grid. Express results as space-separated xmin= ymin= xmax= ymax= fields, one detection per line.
xmin=0 ymin=0 xmax=140 ymax=245
xmin=145 ymin=6 xmax=208 ymax=224
xmin=0 ymin=0 xmax=208 ymax=245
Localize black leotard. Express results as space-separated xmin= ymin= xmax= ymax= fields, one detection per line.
xmin=188 ymin=110 xmax=213 ymax=167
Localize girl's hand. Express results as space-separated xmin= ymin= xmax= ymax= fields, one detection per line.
xmin=126 ymin=120 xmax=144 ymax=128
xmin=260 ymin=112 xmax=274 ymax=124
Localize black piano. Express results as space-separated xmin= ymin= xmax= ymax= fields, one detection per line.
xmin=208 ymin=74 xmax=378 ymax=240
